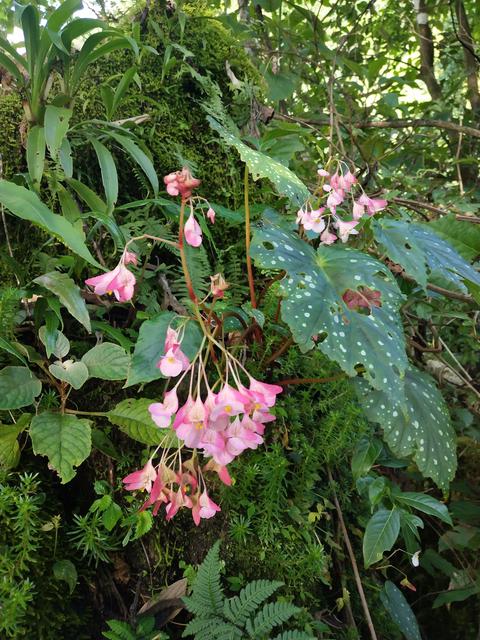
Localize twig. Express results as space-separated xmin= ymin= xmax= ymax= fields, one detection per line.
xmin=276 ymin=373 xmax=347 ymax=386
xmin=456 ymin=214 xmax=480 ymax=223
xmin=400 ymin=272 xmax=476 ymax=303
xmin=328 ymin=468 xmax=378 ymax=640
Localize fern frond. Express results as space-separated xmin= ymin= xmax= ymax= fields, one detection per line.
xmin=172 ymin=243 xmax=211 ymax=302
xmin=245 ymin=602 xmax=300 ymax=638
xmin=223 ymin=580 xmax=284 ymax=626
xmin=271 ymin=632 xmax=315 ymax=640
xmin=102 ymin=619 xmax=135 ymax=640
xmin=210 ymin=622 xmax=244 ymax=640
xmin=183 ymin=541 xmax=224 ymax=616
xmin=182 ymin=615 xmax=225 ymax=638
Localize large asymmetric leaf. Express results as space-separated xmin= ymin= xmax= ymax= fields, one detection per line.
xmin=30 ymin=412 xmax=91 ymax=483
xmin=34 ymin=271 xmax=91 ymax=331
xmin=81 ymin=342 xmax=130 ymax=380
xmin=380 ymin=581 xmax=422 ymax=640
xmin=250 ymin=214 xmax=407 ymax=396
xmin=373 ymin=219 xmax=480 ymax=292
xmin=107 ymin=398 xmax=179 ymax=447
xmin=49 ymin=360 xmax=89 ymax=389
xmin=0 ymin=366 xmax=42 ymax=409
xmin=208 ymin=117 xmax=309 ymax=206
xmin=363 ymin=508 xmax=401 ymax=567
xmin=429 ymin=214 xmax=480 ymax=262
xmin=126 ymin=312 xmax=202 ymax=387
xmin=0 ymin=181 xmax=100 ymax=267
xmin=356 ymin=366 xmax=457 ymax=490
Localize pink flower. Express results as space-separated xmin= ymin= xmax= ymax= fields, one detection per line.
xmin=203 ymin=459 xmax=232 ymax=485
xmin=352 ymin=201 xmax=365 ymax=220
xmin=165 ymin=487 xmax=192 ymax=520
xmin=303 ymin=208 xmax=326 ymax=234
xmin=210 ymin=273 xmax=228 ymax=298
xmin=335 ymin=219 xmax=359 ymax=243
xmin=207 ymin=207 xmax=215 ymax=223
xmin=357 ymin=194 xmax=387 ymax=216
xmin=123 ymin=250 xmax=138 ymax=266
xmin=317 ymin=168 xmax=330 ymax=177
xmin=192 ymin=490 xmax=221 ymax=526
xmin=337 ymin=170 xmax=356 ymax=191
xmin=85 ymin=263 xmax=136 ymax=302
xmin=158 ymin=348 xmax=186 ymax=377
xmin=123 ymin=459 xmax=157 ymax=492
xmin=184 ymin=213 xmax=203 ymax=247
xmin=210 ymin=384 xmax=248 ymax=421
xmin=248 ymin=378 xmax=283 ymax=407
xmin=327 ymin=189 xmax=344 ymax=210
xmin=149 ymin=389 xmax=178 ymax=428
xmin=296 ymin=207 xmax=310 ymax=225
xmin=174 ymin=397 xmax=207 ymax=448
xmin=320 ymin=229 xmax=337 ymax=245
xmin=163 ymin=167 xmax=201 ymax=199
xmin=140 ymin=472 xmax=168 ymax=515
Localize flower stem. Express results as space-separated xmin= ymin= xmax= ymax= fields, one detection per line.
xmin=64 ymin=409 xmax=108 ymax=417
xmin=244 ymin=165 xmax=257 ymax=309
xmin=178 ymin=198 xmax=197 ymax=303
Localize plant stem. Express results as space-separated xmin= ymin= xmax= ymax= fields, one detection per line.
xmin=328 ymin=468 xmax=379 ymax=640
xmin=64 ymin=409 xmax=108 ymax=417
xmin=244 ymin=165 xmax=257 ymax=309
xmin=264 ymin=337 xmax=294 ymax=366
xmin=178 ymin=198 xmax=197 ymax=302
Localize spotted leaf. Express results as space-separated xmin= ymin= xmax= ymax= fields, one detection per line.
xmin=373 ymin=219 xmax=480 ymax=292
xmin=208 ymin=117 xmax=310 ymax=206
xmin=250 ymin=213 xmax=407 ymax=396
xmin=356 ymin=366 xmax=457 ymax=490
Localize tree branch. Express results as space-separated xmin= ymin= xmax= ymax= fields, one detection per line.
xmin=453 ymin=0 xmax=480 ymax=115
xmin=274 ymin=114 xmax=480 ymax=139
xmin=412 ymin=0 xmax=442 ymax=101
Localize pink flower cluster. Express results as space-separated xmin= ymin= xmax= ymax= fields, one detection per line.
xmin=296 ymin=165 xmax=387 ymax=244
xmin=123 ymin=325 xmax=282 ymax=525
xmin=123 ymin=457 xmax=227 ymax=526
xmin=163 ymin=167 xmax=216 ymax=249
xmin=85 ymin=248 xmax=137 ymax=302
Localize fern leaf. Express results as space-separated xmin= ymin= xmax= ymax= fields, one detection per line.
xmin=223 ymin=580 xmax=284 ymax=626
xmin=271 ymin=632 xmax=316 ymax=640
xmin=245 ymin=602 xmax=300 ymax=638
xmin=102 ymin=619 xmax=135 ymax=640
xmin=182 ymin=615 xmax=225 ymax=638
xmin=183 ymin=540 xmax=224 ymax=616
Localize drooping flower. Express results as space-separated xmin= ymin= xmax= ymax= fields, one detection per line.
xmin=320 ymin=228 xmax=337 ymax=245
xmin=85 ymin=262 xmax=136 ymax=302
xmin=357 ymin=193 xmax=388 ymax=216
xmin=203 ymin=459 xmax=232 ymax=485
xmin=184 ymin=212 xmax=203 ymax=247
xmin=302 ymin=208 xmax=326 ymax=234
xmin=334 ymin=219 xmax=359 ymax=243
xmin=156 ymin=327 xmax=190 ymax=377
xmin=210 ymin=384 xmax=249 ymax=421
xmin=123 ymin=459 xmax=157 ymax=492
xmin=411 ymin=550 xmax=421 ymax=568
xmin=192 ymin=489 xmax=221 ymax=526
xmin=123 ymin=250 xmax=138 ymax=266
xmin=163 ymin=167 xmax=201 ymax=199
xmin=207 ymin=207 xmax=216 ymax=223
xmin=149 ymin=389 xmax=179 ymax=428
xmin=248 ymin=377 xmax=283 ymax=407
xmin=210 ymin=273 xmax=229 ymax=298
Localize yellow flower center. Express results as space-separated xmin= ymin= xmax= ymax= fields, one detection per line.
xmin=224 ymin=405 xmax=232 ymax=414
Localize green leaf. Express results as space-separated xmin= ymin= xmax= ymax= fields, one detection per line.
xmin=59 ymin=138 xmax=73 ymax=177
xmin=26 ymin=126 xmax=46 ymax=186
xmin=380 ymin=581 xmax=422 ymax=640
xmin=53 ymin=559 xmax=78 ymax=595
xmin=0 ymin=181 xmax=101 ymax=267
xmin=251 ymin=212 xmax=407 ymax=396
xmin=429 ymin=214 xmax=480 ymax=261
xmin=44 ymin=105 xmax=72 ymax=160
xmin=0 ymin=366 xmax=42 ymax=409
xmin=0 ymin=415 xmax=30 ymax=469
xmin=30 ymin=412 xmax=91 ymax=483
xmin=208 ymin=117 xmax=309 ymax=206
xmin=82 ymin=342 xmax=130 ymax=380
xmin=394 ymin=492 xmax=452 ymax=525
xmin=126 ymin=312 xmax=202 ymax=387
xmin=66 ymin=178 xmax=107 ymax=213
xmin=107 ymin=132 xmax=159 ymax=195
xmin=34 ymin=271 xmax=91 ymax=332
xmin=0 ymin=336 xmax=28 ymax=365
xmin=245 ymin=601 xmax=300 ymax=637
xmin=432 ymin=583 xmax=480 ymax=609
xmin=363 ymin=508 xmax=401 ymax=567
xmin=49 ymin=360 xmax=89 ymax=389
xmin=373 ymin=219 xmax=480 ymax=292
xmin=107 ymin=398 xmax=179 ymax=446
xmin=351 ymin=436 xmax=383 ymax=479
xmin=38 ymin=326 xmax=70 ymax=359
xmin=356 ymin=365 xmax=457 ymax=490
xmin=90 ymin=138 xmax=118 ymax=210
xmin=369 ymin=477 xmax=387 ymax=507
xmin=102 ymin=501 xmax=122 ymax=531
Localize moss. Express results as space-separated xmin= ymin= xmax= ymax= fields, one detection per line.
xmin=0 ymin=91 xmax=24 ymax=179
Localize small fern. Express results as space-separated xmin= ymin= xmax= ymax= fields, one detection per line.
xmin=182 ymin=541 xmax=313 ymax=640
xmin=102 ymin=615 xmax=168 ymax=640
